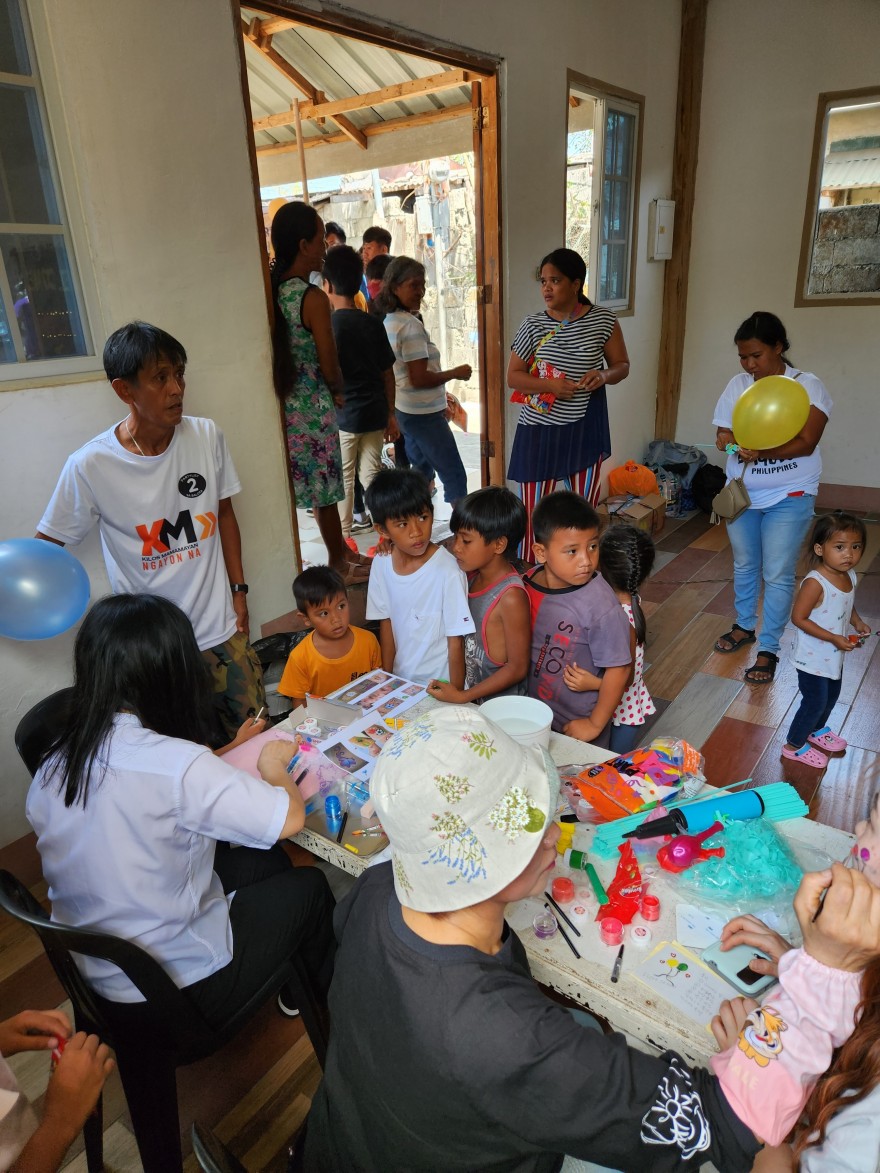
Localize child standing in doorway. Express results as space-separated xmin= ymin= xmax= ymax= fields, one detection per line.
xmin=428 ymin=486 xmax=531 ymax=703
xmin=783 ymin=512 xmax=870 ymax=768
xmin=564 ymin=523 xmax=657 ymax=754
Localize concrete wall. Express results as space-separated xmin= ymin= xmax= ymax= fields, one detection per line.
xmin=0 ymin=0 xmax=680 ymax=846
xmin=677 ymin=0 xmax=880 ymax=486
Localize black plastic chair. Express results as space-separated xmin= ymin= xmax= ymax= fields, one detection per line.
xmin=0 ymin=869 xmax=328 ymax=1173
xmin=14 ymin=686 xmax=74 ymax=776
xmin=11 ymin=689 xmax=330 ymax=1171
xmin=191 ymin=1122 xmax=248 ymax=1172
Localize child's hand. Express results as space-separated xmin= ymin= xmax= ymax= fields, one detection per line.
xmin=832 ymin=633 xmax=856 ymax=652
xmin=710 ymin=996 xmax=758 ymax=1052
xmin=562 ymin=662 xmax=601 ymax=693
xmin=219 ymin=716 xmax=268 ymax=754
xmin=373 ymin=535 xmax=394 ymax=557
xmin=720 ymin=914 xmax=793 ymax=977
xmin=0 ymin=1009 xmax=71 ymax=1057
xmin=43 ymin=1032 xmax=114 ymax=1143
xmin=563 ymin=717 xmax=603 ymax=744
xmin=427 ymin=680 xmax=466 ymax=704
xmin=855 ymin=619 xmax=872 ymax=637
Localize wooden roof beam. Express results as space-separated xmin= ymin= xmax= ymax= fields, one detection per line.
xmin=255 ymin=102 xmax=471 ymax=156
xmin=251 ymin=67 xmax=471 ymax=132
xmin=241 ymin=20 xmax=367 ymax=149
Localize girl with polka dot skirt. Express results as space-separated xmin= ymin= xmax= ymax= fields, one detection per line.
xmin=601 ymin=524 xmax=656 ymax=754
xmin=563 ymin=523 xmax=656 ymax=754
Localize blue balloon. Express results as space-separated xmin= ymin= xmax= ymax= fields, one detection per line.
xmin=0 ymin=539 xmax=91 ymax=641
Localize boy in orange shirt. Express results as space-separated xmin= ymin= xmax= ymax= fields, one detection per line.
xmin=278 ymin=566 xmax=381 ymax=709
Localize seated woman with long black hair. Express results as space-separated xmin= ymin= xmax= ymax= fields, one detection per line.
xmin=26 ymin=594 xmax=335 ymax=1025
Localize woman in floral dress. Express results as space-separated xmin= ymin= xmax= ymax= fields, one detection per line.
xmin=270 ymin=201 xmax=369 ymax=582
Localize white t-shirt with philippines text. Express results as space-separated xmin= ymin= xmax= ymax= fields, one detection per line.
xmin=366 ymin=545 xmax=474 ymax=683
xmin=38 ymin=416 xmax=240 ymax=650
xmin=713 ymin=364 xmax=832 ymax=510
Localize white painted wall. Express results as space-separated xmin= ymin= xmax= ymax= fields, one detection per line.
xmin=0 ymin=0 xmax=295 ymax=844
xmin=677 ymin=0 xmax=880 ymax=485
xmin=0 ymin=0 xmax=680 ymax=846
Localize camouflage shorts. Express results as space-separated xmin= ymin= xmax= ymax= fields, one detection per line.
xmin=202 ymin=631 xmax=266 ymax=745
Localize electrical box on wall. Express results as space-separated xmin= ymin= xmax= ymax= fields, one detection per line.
xmin=648 ymin=199 xmax=675 ymax=261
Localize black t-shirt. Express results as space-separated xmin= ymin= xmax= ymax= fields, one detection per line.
xmin=304 ymin=864 xmax=759 ymax=1172
xmin=331 ymin=308 xmax=395 ymax=434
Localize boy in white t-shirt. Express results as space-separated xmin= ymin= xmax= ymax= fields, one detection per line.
xmin=365 ymin=469 xmax=474 ymax=686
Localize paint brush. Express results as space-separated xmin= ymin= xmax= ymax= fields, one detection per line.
xmin=544 ymin=902 xmax=580 ymax=959
xmin=544 ymin=890 xmax=582 ymax=937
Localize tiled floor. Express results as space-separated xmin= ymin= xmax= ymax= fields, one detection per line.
xmin=639 ymin=508 xmax=880 ymax=832
xmin=3 ymin=500 xmax=879 ymax=1170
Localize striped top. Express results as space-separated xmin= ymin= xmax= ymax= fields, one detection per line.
xmin=510 ymin=304 xmax=617 ymax=429
xmin=383 ymin=310 xmax=444 ymax=415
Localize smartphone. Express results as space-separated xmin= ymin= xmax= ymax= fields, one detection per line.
xmin=701 ymin=940 xmax=778 ymax=997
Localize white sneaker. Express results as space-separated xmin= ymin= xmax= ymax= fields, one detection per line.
xmin=351 ymin=514 xmax=373 ymax=532
xmin=277 ymin=991 xmax=301 ymax=1018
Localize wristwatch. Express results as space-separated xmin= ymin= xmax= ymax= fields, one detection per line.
xmin=230 ymin=583 xmax=249 ymax=595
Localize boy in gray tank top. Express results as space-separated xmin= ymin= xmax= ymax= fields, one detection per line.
xmin=428 ymin=487 xmax=530 ymax=703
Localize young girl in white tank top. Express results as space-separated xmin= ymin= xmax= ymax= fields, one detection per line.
xmin=783 ymin=512 xmax=870 ymax=769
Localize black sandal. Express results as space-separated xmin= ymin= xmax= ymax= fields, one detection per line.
xmin=744 ymin=651 xmax=779 ymax=685
xmin=714 ymin=625 xmax=756 ymax=654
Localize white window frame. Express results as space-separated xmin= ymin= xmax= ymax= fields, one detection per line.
xmin=565 ymin=73 xmax=643 ymax=314
xmin=0 ymin=0 xmax=100 ymax=386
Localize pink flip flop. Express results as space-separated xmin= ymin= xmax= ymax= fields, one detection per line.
xmin=782 ymin=744 xmax=828 ymax=769
xmin=808 ymin=727 xmax=847 ymax=753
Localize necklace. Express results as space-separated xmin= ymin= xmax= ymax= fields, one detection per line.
xmin=125 ymin=419 xmax=147 ymax=457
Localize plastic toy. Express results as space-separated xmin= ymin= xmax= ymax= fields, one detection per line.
xmin=596 ymin=841 xmax=642 ymax=925
xmin=657 ymin=821 xmax=726 ymax=873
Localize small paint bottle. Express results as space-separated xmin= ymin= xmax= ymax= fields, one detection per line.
xmin=641 ymin=894 xmax=661 ymax=921
xmin=560 ymin=848 xmax=590 ymax=873
xmin=551 ymin=876 xmax=575 ymax=904
xmin=533 ymin=911 xmax=558 ymax=940
xmin=600 ymin=917 xmax=624 ymax=947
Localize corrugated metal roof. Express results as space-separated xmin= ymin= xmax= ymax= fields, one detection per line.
xmin=240 ymin=9 xmax=472 ymax=152
xmin=821 ymin=151 xmax=880 ymax=190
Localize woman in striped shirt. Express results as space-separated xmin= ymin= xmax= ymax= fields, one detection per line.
xmin=507 ymin=248 xmax=630 ymax=561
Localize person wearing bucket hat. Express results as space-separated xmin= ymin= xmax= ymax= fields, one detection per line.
xmin=304 ymin=706 xmax=880 ymax=1172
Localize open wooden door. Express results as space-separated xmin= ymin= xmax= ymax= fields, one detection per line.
xmin=471 ymin=74 xmax=504 ymax=486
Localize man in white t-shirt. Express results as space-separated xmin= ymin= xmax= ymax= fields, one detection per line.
xmin=36 ymin=322 xmax=265 ymax=742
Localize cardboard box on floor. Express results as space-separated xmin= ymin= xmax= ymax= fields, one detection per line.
xmin=597 ymin=492 xmax=666 ymax=535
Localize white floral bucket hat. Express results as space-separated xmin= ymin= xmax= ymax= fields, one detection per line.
xmin=371 ymin=704 xmax=560 ymax=913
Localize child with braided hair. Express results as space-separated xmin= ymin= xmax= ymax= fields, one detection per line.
xmin=562 ymin=522 xmax=656 ymax=753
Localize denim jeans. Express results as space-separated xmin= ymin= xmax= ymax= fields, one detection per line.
xmin=726 ymin=494 xmax=815 ymax=654
xmin=395 ymin=408 xmax=467 ymax=505
xmin=788 ymin=670 xmax=842 ymax=748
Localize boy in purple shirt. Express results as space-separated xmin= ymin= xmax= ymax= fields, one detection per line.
xmin=523 ymin=491 xmax=631 ymax=745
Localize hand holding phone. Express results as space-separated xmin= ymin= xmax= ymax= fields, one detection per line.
xmin=701 ymin=940 xmax=779 ymax=997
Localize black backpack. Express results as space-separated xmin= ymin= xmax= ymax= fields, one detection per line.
xmin=691 ymin=464 xmax=727 ymax=515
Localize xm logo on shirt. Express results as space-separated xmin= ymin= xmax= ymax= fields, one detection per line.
xmin=136 ymin=509 xmax=217 ymax=569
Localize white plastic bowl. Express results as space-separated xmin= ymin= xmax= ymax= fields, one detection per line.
xmin=480 ymin=696 xmax=553 ymax=749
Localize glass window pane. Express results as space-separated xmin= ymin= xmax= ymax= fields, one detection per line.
xmin=0 ymin=0 xmax=30 ymax=75
xmin=0 ymin=234 xmax=87 ymax=360
xmin=0 ymin=85 xmax=59 ymax=224
xmin=0 ymin=296 xmax=16 ymax=363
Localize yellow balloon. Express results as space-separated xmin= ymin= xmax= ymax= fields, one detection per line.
xmin=732 ymin=376 xmax=810 ymax=451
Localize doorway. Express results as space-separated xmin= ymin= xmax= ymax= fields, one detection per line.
xmin=236 ymin=3 xmax=503 ymax=565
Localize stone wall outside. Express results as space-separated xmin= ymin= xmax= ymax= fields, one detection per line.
xmin=810 ymin=204 xmax=880 ymax=295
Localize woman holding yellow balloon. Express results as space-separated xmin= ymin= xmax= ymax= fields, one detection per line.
xmin=712 ymin=311 xmax=832 ymax=684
